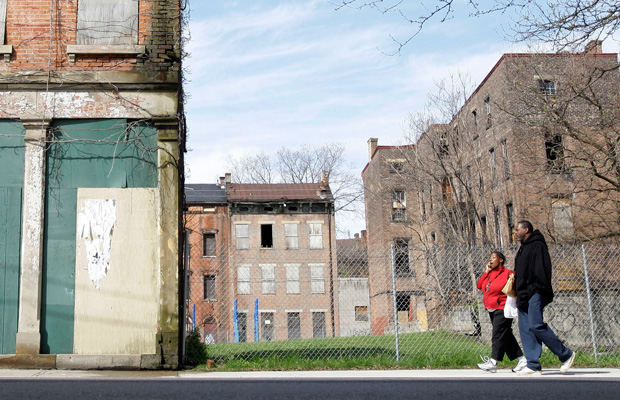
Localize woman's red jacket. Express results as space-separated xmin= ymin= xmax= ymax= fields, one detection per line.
xmin=476 ymin=265 xmax=513 ymax=310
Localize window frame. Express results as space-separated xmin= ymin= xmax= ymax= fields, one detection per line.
xmin=260 ymin=264 xmax=276 ymax=294
xmin=310 ymin=263 xmax=326 ymax=293
xmin=203 ymin=274 xmax=217 ymax=301
xmin=284 ymin=223 xmax=299 ymax=250
xmin=202 ymin=232 xmax=216 ymax=257
xmin=235 ymin=224 xmax=250 ymax=250
xmin=309 ymin=223 xmax=323 ymax=249
xmin=285 ymin=264 xmax=300 ymax=294
xmin=237 ymin=265 xmax=251 ymax=295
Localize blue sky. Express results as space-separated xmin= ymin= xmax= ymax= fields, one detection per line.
xmin=183 ymin=1 xmax=618 ymax=236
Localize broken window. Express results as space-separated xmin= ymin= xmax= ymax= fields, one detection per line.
xmin=285 ymin=264 xmax=300 ymax=294
xmin=392 ymin=190 xmax=406 ymax=221
xmin=506 ymin=202 xmax=515 ymax=244
xmin=439 ymin=132 xmax=449 ymax=156
xmin=441 ymin=177 xmax=453 ymax=207
xmin=545 ymin=132 xmax=565 ymax=172
xmin=472 ymin=110 xmax=478 ymax=137
xmin=389 ymin=161 xmax=404 ymax=174
xmin=501 ymin=139 xmax=510 ymax=180
xmin=261 ymin=264 xmax=275 ymax=294
xmin=77 ymin=0 xmax=139 ymax=45
xmin=237 ymin=265 xmax=250 ymax=294
xmin=202 ymin=233 xmax=216 ymax=257
xmin=310 ymin=263 xmax=325 ymax=293
xmin=287 ymin=312 xmax=301 ymax=340
xmin=396 ymin=292 xmax=411 ymax=324
xmin=284 ymin=223 xmax=298 ymax=249
xmin=489 ymin=148 xmax=496 ymax=184
xmin=261 ymin=312 xmax=275 ymax=341
xmin=203 ymin=275 xmax=216 ymax=301
xmin=0 ymin=0 xmax=7 ymax=45
xmin=261 ymin=224 xmax=273 ymax=248
xmin=538 ymin=79 xmax=556 ymax=96
xmin=355 ymin=306 xmax=368 ymax=322
xmin=312 ymin=312 xmax=326 ymax=338
xmin=309 ymin=223 xmax=323 ymax=249
xmin=394 ymin=238 xmax=411 ymax=275
xmin=484 ymin=96 xmax=492 ymax=128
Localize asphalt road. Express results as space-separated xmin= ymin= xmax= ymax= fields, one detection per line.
xmin=1 ymin=369 xmax=619 ymax=400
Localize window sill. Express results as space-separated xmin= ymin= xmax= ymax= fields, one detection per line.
xmin=202 ymin=256 xmax=217 ymax=258
xmin=67 ymin=44 xmax=146 ymax=63
xmin=203 ymin=299 xmax=217 ymax=302
xmin=0 ymin=45 xmax=13 ymax=63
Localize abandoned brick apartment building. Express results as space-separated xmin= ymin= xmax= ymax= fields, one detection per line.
xmin=363 ymin=41 xmax=620 ymax=335
xmin=0 ymin=1 xmax=184 ymax=368
xmin=184 ymin=173 xmax=339 ymax=343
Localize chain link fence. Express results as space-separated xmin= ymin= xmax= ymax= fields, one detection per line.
xmin=183 ymin=240 xmax=620 ymax=366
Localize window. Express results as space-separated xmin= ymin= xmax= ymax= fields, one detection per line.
xmin=287 ymin=312 xmax=301 ymax=340
xmin=538 ymin=79 xmax=556 ymax=96
xmin=481 ymin=215 xmax=487 ymax=241
xmin=392 ymin=190 xmax=406 ymax=221
xmin=202 ymin=233 xmax=216 ymax=257
xmin=439 ymin=132 xmax=449 ymax=156
xmin=285 ymin=223 xmax=298 ymax=249
xmin=355 ymin=306 xmax=369 ymax=322
xmin=261 ymin=224 xmax=273 ymax=248
xmin=552 ymin=196 xmax=574 ymax=239
xmin=0 ymin=0 xmax=6 ymax=44
xmin=237 ymin=312 xmax=247 ymax=343
xmin=310 ymin=263 xmax=325 ymax=293
xmin=389 ymin=161 xmax=404 ymax=174
xmin=501 ymin=139 xmax=510 ymax=180
xmin=545 ymin=132 xmax=565 ymax=172
xmin=312 ymin=312 xmax=326 ymax=338
xmin=419 ymin=190 xmax=426 ymax=220
xmin=261 ymin=264 xmax=276 ymax=294
xmin=484 ymin=96 xmax=492 ymax=128
xmin=473 ymin=111 xmax=479 ymax=135
xmin=394 ymin=238 xmax=410 ymax=275
xmin=396 ymin=292 xmax=411 ymax=324
xmin=506 ymin=203 xmax=515 ymax=244
xmin=237 ymin=265 xmax=250 ymax=294
xmin=235 ymin=224 xmax=249 ymax=250
xmin=309 ymin=223 xmax=323 ymax=249
xmin=76 ymin=0 xmax=139 ymax=45
xmin=285 ymin=264 xmax=300 ymax=294
xmin=494 ymin=207 xmax=503 ymax=247
xmin=261 ymin=312 xmax=275 ymax=341
xmin=489 ymin=148 xmax=496 ymax=185
xmin=441 ymin=177 xmax=453 ymax=207
xmin=203 ymin=275 xmax=216 ymax=301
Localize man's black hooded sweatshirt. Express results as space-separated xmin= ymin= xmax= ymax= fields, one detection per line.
xmin=514 ymin=229 xmax=554 ymax=310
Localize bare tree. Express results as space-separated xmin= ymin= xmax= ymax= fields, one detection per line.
xmin=226 ymin=143 xmax=364 ymax=223
xmin=334 ymin=0 xmax=620 ymax=53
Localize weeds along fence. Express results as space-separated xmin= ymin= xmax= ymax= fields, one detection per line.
xmin=182 ymin=240 xmax=620 ymax=365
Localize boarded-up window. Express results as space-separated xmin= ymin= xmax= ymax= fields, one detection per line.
xmin=235 ymin=224 xmax=249 ymax=250
xmin=261 ymin=264 xmax=275 ymax=294
xmin=312 ymin=312 xmax=326 ymax=338
xmin=285 ymin=264 xmax=300 ymax=294
xmin=0 ymin=0 xmax=7 ymax=45
xmin=77 ymin=0 xmax=139 ymax=45
xmin=261 ymin=312 xmax=275 ymax=341
xmin=237 ymin=265 xmax=250 ymax=294
xmin=310 ymin=263 xmax=325 ymax=293
xmin=285 ymin=223 xmax=298 ymax=249
xmin=309 ymin=223 xmax=323 ymax=249
xmin=552 ymin=197 xmax=574 ymax=239
xmin=355 ymin=306 xmax=368 ymax=322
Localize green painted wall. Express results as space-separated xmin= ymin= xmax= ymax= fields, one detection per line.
xmin=42 ymin=119 xmax=157 ymax=354
xmin=0 ymin=120 xmax=25 ymax=354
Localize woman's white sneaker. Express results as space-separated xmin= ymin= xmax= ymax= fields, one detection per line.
xmin=517 ymin=367 xmax=542 ymax=376
xmin=512 ymin=356 xmax=528 ymax=373
xmin=477 ymin=356 xmax=497 ymax=373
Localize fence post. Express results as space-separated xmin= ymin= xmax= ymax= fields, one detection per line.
xmin=390 ymin=244 xmax=400 ymax=362
xmin=581 ymin=244 xmax=598 ymax=363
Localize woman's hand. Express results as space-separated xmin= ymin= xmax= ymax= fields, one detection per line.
xmin=485 ymin=262 xmax=492 ymax=274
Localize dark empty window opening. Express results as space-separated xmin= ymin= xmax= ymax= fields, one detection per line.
xmin=261 ymin=224 xmax=273 ymax=248
xmin=545 ymin=132 xmax=565 ymax=172
xmin=287 ymin=206 xmax=298 ymax=212
xmin=394 ymin=238 xmax=410 ymax=275
xmin=390 ymin=162 xmax=404 ymax=174
xmin=238 ymin=206 xmax=249 ymax=212
xmin=203 ymin=233 xmax=216 ymax=257
xmin=312 ymin=204 xmax=326 ymax=212
xmin=538 ymin=79 xmax=556 ymax=96
xmin=263 ymin=206 xmax=274 ymax=212
xmin=396 ymin=292 xmax=410 ymax=313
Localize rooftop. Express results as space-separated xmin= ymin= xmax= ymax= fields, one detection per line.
xmin=228 ymin=183 xmax=333 ymax=202
xmin=185 ymin=184 xmax=227 ymax=204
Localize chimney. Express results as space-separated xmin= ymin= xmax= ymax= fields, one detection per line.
xmin=220 ymin=173 xmax=232 ymax=188
xmin=354 ymin=233 xmax=359 ymax=239
xmin=585 ymin=40 xmax=603 ymax=54
xmin=224 ymin=172 xmax=231 ymax=183
xmin=361 ymin=230 xmax=367 ymax=241
xmin=321 ymin=170 xmax=329 ymax=187
xmin=368 ymin=138 xmax=378 ymax=161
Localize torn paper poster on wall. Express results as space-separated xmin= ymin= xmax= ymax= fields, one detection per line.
xmin=77 ymin=199 xmax=117 ymax=289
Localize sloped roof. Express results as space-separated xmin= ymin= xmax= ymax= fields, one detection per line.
xmin=185 ymin=184 xmax=227 ymax=204
xmin=228 ymin=183 xmax=333 ymax=202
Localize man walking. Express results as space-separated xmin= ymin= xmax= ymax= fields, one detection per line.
xmin=514 ymin=220 xmax=575 ymax=375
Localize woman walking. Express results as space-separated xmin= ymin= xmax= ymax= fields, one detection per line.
xmin=476 ymin=251 xmax=526 ymax=373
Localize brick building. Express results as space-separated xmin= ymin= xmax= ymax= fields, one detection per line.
xmin=184 ymin=182 xmax=230 ymax=344
xmin=362 ymin=42 xmax=620 ymax=335
xmin=0 ymin=1 xmax=184 ymax=368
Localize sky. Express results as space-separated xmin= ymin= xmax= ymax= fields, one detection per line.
xmin=182 ymin=1 xmax=618 ymax=237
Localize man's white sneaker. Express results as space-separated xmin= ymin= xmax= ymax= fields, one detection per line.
xmin=512 ymin=356 xmax=528 ymax=373
xmin=516 ymin=367 xmax=542 ymax=376
xmin=560 ymin=351 xmax=576 ymax=373
xmin=477 ymin=356 xmax=497 ymax=373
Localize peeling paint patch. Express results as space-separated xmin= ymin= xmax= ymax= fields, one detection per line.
xmin=77 ymin=199 xmax=116 ymax=289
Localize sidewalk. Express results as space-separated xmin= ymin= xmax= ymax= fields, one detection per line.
xmin=1 ymin=368 xmax=619 ymax=380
